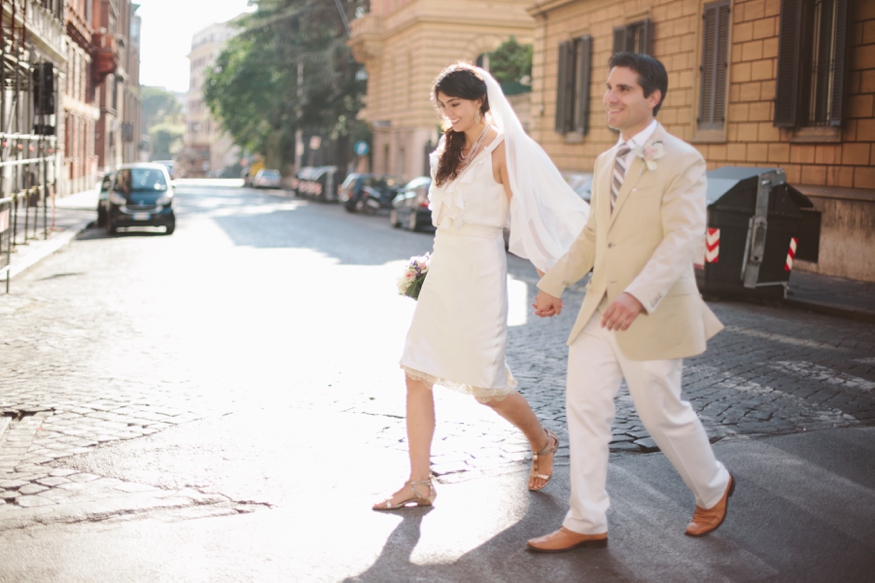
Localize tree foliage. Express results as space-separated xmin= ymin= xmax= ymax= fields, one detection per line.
xmin=203 ymin=0 xmax=369 ymax=170
xmin=149 ymin=122 xmax=185 ymax=161
xmin=489 ymin=36 xmax=533 ymax=85
xmin=142 ymin=86 xmax=184 ymax=127
xmin=142 ymin=86 xmax=184 ymax=160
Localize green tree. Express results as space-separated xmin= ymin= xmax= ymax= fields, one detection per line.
xmin=142 ymin=86 xmax=183 ymax=129
xmin=149 ymin=122 xmax=185 ymax=161
xmin=489 ymin=36 xmax=533 ymax=85
xmin=141 ymin=87 xmax=184 ymax=160
xmin=203 ymin=0 xmax=370 ymax=170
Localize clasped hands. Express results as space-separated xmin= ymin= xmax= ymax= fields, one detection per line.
xmin=532 ymin=290 xmax=644 ymax=331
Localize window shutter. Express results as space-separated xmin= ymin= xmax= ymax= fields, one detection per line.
xmin=699 ymin=5 xmax=718 ymax=126
xmin=699 ymin=1 xmax=730 ymax=129
xmin=713 ymin=4 xmax=729 ymax=124
xmin=555 ymin=41 xmax=570 ymax=134
xmin=774 ymin=0 xmax=802 ymax=128
xmin=613 ymin=27 xmax=626 ymax=54
xmin=574 ymin=36 xmax=592 ymax=135
xmin=828 ymin=0 xmax=849 ymax=126
xmin=639 ymin=19 xmax=652 ymax=55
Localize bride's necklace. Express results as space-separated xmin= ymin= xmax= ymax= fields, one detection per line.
xmin=460 ymin=123 xmax=490 ymax=163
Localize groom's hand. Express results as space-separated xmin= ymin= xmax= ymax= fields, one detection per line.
xmin=533 ymin=290 xmax=563 ymax=318
xmin=601 ymin=292 xmax=644 ymax=331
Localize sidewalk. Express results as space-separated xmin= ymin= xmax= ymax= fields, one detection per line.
xmin=1 ymin=189 xmax=98 ymax=285
xmin=785 ymin=270 xmax=875 ymax=322
xmin=3 ymin=186 xmax=874 ymax=324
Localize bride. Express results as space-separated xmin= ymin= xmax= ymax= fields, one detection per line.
xmin=373 ymin=63 xmax=589 ymax=510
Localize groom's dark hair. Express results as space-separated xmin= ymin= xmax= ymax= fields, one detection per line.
xmin=608 ymin=52 xmax=669 ymax=116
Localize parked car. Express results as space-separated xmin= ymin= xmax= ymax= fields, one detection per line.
xmin=390 ymin=176 xmax=432 ymax=231
xmin=103 ymin=163 xmax=176 ymax=235
xmin=95 ymin=170 xmax=115 ymax=227
xmin=296 ymin=166 xmax=341 ymax=202
xmin=152 ymin=159 xmax=176 ymax=180
xmin=252 ymin=168 xmax=282 ymax=189
xmin=339 ymin=173 xmax=403 ymax=213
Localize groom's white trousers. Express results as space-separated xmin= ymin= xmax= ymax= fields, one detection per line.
xmin=563 ymin=310 xmax=730 ymax=535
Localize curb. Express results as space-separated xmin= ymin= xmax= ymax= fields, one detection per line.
xmin=1 ymin=219 xmax=92 ymax=284
xmin=783 ymin=297 xmax=875 ymax=324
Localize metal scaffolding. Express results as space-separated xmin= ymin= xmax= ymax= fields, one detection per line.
xmin=0 ymin=0 xmax=60 ymax=280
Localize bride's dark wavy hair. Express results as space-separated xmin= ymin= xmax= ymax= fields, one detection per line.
xmin=431 ymin=63 xmax=489 ymax=186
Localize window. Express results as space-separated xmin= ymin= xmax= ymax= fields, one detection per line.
xmin=613 ymin=19 xmax=652 ymax=55
xmin=774 ymin=0 xmax=849 ymax=128
xmin=555 ymin=35 xmax=592 ymax=136
xmin=698 ymin=1 xmax=730 ymax=131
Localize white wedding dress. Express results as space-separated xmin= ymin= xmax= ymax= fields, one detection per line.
xmin=400 ymin=134 xmax=517 ymax=402
xmin=399 ymin=67 xmax=589 ymax=402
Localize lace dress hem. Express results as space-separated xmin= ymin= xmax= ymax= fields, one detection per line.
xmin=401 ymin=364 xmax=518 ymax=403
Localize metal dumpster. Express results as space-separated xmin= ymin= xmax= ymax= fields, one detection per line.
xmin=695 ymin=167 xmax=821 ymax=299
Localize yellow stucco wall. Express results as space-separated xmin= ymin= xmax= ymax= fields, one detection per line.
xmin=350 ymin=0 xmax=535 ymax=179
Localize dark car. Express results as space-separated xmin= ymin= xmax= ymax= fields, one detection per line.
xmin=339 ymin=173 xmax=403 ymax=213
xmin=390 ymin=176 xmax=432 ymax=231
xmin=95 ymin=171 xmax=115 ymax=227
xmin=103 ymin=163 xmax=176 ymax=235
xmin=296 ymin=166 xmax=341 ymax=202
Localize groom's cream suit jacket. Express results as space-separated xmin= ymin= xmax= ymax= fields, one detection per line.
xmin=538 ymin=123 xmax=723 ymax=361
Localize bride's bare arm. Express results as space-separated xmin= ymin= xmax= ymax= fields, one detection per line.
xmin=492 ymin=141 xmax=514 ymax=203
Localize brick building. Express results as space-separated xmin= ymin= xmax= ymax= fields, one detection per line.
xmin=64 ymin=0 xmax=101 ymax=195
xmin=526 ymin=0 xmax=873 ymax=281
xmin=92 ymin=0 xmax=140 ymax=173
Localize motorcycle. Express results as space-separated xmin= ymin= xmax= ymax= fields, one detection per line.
xmin=356 ymin=184 xmax=398 ymax=214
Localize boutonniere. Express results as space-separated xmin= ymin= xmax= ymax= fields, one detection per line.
xmin=633 ymin=141 xmax=665 ymax=171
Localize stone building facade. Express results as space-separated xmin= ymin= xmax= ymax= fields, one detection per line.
xmin=349 ymin=0 xmax=535 ymax=180
xmin=181 ymin=20 xmax=239 ymax=178
xmin=526 ymin=0 xmax=873 ymax=281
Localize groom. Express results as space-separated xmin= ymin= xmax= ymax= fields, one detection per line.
xmin=528 ymin=53 xmax=732 ymax=552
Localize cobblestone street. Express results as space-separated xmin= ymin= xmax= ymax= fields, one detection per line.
xmin=1 ymin=183 xmax=874 ymax=531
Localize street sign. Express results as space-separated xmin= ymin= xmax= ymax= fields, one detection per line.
xmin=353 ymin=141 xmax=369 ymax=156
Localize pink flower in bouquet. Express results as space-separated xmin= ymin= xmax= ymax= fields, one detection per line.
xmin=397 ymin=253 xmax=430 ymax=300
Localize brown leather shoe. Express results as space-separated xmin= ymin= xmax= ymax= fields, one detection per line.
xmin=685 ymin=474 xmax=735 ymax=537
xmin=527 ymin=527 xmax=608 ymax=553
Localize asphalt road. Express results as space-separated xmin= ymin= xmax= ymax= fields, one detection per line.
xmin=1 ymin=182 xmax=873 ymax=581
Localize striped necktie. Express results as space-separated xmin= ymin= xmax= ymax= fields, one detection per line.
xmin=611 ymin=142 xmax=631 ymax=211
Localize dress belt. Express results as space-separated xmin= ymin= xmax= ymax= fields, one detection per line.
xmin=436 ymin=224 xmax=503 ymax=239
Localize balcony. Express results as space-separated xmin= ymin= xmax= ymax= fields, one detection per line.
xmin=92 ymin=31 xmax=119 ymax=82
xmin=348 ymin=13 xmax=384 ymax=63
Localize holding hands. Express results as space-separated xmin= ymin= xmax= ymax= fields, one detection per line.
xmin=533 ymin=290 xmax=563 ymax=318
xmin=533 ymin=290 xmax=644 ymax=331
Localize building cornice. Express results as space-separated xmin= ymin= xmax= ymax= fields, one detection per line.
xmin=527 ymin=0 xmax=580 ymax=17
xmin=2 ymin=1 xmax=66 ymax=63
xmin=350 ymin=2 xmax=534 ymax=62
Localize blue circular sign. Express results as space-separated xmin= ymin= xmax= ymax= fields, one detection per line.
xmin=353 ymin=141 xmax=370 ymax=156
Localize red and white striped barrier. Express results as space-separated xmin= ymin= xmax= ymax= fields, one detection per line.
xmin=785 ymin=237 xmax=798 ymax=271
xmin=706 ymin=228 xmax=720 ymax=263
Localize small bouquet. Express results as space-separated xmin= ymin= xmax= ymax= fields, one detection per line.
xmin=397 ymin=253 xmax=430 ymax=300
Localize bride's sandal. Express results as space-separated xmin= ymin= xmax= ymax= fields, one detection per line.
xmin=372 ymin=478 xmax=436 ymax=510
xmin=529 ymin=429 xmax=559 ymax=492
